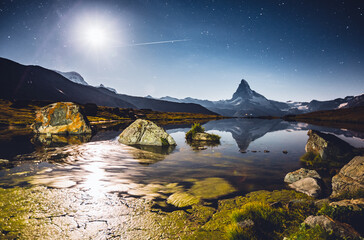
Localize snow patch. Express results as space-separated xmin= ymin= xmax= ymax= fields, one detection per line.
xmin=338 ymin=102 xmax=348 ymax=108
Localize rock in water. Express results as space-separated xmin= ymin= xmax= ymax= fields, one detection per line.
xmin=192 ymin=132 xmax=220 ymax=142
xmin=305 ymin=130 xmax=355 ymax=163
xmin=331 ymin=156 xmax=364 ymax=198
xmin=289 ymin=177 xmax=322 ymax=198
xmin=284 ymin=168 xmax=321 ymax=184
xmin=118 ymin=119 xmax=176 ymax=146
xmin=167 ymin=192 xmax=200 ymax=208
xmin=31 ymin=102 xmax=91 ymax=135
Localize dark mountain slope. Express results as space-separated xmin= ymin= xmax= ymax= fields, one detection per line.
xmin=0 ymin=58 xmax=217 ymax=115
xmin=0 ymin=57 xmax=134 ymax=108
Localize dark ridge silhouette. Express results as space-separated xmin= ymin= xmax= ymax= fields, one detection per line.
xmin=0 ymin=57 xmax=217 ymax=115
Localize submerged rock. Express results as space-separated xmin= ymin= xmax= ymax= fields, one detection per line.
xmin=166 ymin=177 xmax=236 ymax=208
xmin=31 ymin=102 xmax=92 ymax=135
xmin=188 ymin=177 xmax=236 ymax=199
xmin=289 ymin=177 xmax=321 ymax=198
xmin=303 ymin=215 xmax=362 ymax=239
xmin=167 ymin=192 xmax=200 ymax=208
xmin=331 ymin=156 xmax=364 ymax=198
xmin=118 ymin=119 xmax=176 ymax=147
xmin=284 ymin=168 xmax=321 ymax=184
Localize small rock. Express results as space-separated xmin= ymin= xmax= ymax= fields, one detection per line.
xmin=304 ymin=215 xmax=361 ymax=239
xmin=314 ymin=198 xmax=330 ymax=209
xmin=284 ymin=168 xmax=321 ymax=184
xmin=240 ymin=150 xmax=247 ymax=153
xmin=331 ymin=156 xmax=364 ymax=198
xmin=192 ymin=132 xmax=220 ymax=142
xmin=282 ymin=150 xmax=288 ymax=154
xmin=289 ymin=177 xmax=321 ymax=198
xmin=264 ymin=150 xmax=270 ymax=153
xmin=329 ymin=198 xmax=364 ymax=211
xmin=118 ymin=119 xmax=176 ymax=147
xmin=237 ymin=219 xmax=254 ymax=228
xmin=251 ymin=150 xmax=257 ymax=153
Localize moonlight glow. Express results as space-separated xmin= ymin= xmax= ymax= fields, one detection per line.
xmin=72 ymin=13 xmax=120 ymax=52
xmin=84 ymin=25 xmax=108 ymax=48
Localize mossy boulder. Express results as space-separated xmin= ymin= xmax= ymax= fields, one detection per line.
xmin=331 ymin=156 xmax=364 ymax=199
xmin=318 ymin=198 xmax=364 ymax=235
xmin=302 ymin=215 xmax=361 ymax=239
xmin=302 ymin=130 xmax=356 ymax=169
xmin=185 ymin=123 xmax=220 ymax=144
xmin=31 ymin=102 xmax=92 ymax=135
xmin=118 ymin=119 xmax=176 ymax=146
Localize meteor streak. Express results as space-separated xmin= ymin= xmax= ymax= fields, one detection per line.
xmin=124 ymin=39 xmax=190 ymax=47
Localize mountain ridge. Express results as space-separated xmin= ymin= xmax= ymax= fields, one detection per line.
xmin=0 ymin=57 xmax=217 ymax=115
xmin=154 ymin=79 xmax=364 ymax=117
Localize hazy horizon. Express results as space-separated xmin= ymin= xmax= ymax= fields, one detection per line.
xmin=1 ymin=0 xmax=363 ymax=102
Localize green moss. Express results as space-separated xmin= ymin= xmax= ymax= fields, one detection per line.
xmin=228 ymin=202 xmax=284 ymax=240
xmin=318 ymin=203 xmax=364 ymax=234
xmin=222 ymin=190 xmax=317 ymax=240
xmin=226 ymin=223 xmax=255 ymax=240
xmin=207 ymin=133 xmax=221 ymax=141
xmin=332 ymin=190 xmax=364 ymax=201
xmin=160 ymin=137 xmax=169 ymax=146
xmin=286 ymin=224 xmax=338 ymax=240
xmin=300 ymin=152 xmax=324 ymax=167
xmin=186 ymin=123 xmax=205 ymax=140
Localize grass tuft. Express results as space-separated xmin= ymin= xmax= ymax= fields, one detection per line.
xmin=186 ymin=123 xmax=205 ymax=140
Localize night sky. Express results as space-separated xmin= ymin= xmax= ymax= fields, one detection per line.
xmin=0 ymin=0 xmax=363 ymax=102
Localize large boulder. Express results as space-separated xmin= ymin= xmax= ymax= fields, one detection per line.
xmin=289 ymin=177 xmax=322 ymax=198
xmin=284 ymin=168 xmax=321 ymax=184
xmin=118 ymin=119 xmax=176 ymax=146
xmin=331 ymin=156 xmax=364 ymax=198
xmin=31 ymin=102 xmax=91 ymax=135
xmin=303 ymin=215 xmax=362 ymax=239
xmin=304 ymin=130 xmax=355 ymax=163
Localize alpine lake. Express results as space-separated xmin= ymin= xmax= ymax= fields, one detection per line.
xmin=0 ymin=118 xmax=363 ymax=239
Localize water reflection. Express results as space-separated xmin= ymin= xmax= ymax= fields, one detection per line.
xmin=32 ymin=134 xmax=92 ymax=147
xmin=1 ymin=119 xmax=363 ymax=203
xmin=186 ymin=140 xmax=220 ymax=151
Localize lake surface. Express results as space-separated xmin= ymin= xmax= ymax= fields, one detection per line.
xmin=1 ymin=119 xmax=363 ymax=203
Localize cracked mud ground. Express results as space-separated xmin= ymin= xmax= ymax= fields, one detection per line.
xmin=0 ymin=186 xmax=225 ymax=239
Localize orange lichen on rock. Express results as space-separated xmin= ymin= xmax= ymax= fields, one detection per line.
xmin=31 ymin=102 xmax=92 ymax=135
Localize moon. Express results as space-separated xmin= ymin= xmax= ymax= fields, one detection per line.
xmin=72 ymin=13 xmax=119 ymax=52
xmin=84 ymin=25 xmax=107 ymax=48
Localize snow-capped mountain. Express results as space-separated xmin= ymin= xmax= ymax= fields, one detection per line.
xmin=155 ymin=79 xmax=364 ymax=117
xmin=155 ymin=79 xmax=283 ymax=117
xmin=54 ymin=71 xmax=88 ymax=85
xmin=99 ymin=84 xmax=117 ymax=93
xmin=278 ymin=95 xmax=363 ymax=114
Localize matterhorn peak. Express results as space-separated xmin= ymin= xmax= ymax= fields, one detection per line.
xmin=232 ymin=79 xmax=253 ymax=100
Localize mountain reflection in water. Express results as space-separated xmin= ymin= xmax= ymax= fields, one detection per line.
xmin=1 ymin=119 xmax=363 ymax=202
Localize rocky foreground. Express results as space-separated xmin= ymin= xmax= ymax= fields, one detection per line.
xmin=0 ymin=102 xmax=363 ymax=239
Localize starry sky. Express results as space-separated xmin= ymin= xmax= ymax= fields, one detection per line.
xmin=0 ymin=0 xmax=363 ymax=102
